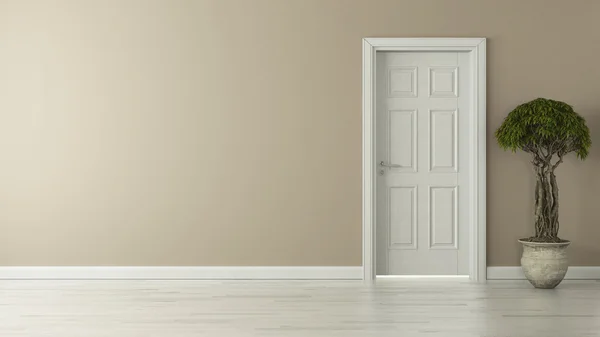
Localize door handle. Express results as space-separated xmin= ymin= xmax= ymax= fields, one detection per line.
xmin=380 ymin=161 xmax=403 ymax=168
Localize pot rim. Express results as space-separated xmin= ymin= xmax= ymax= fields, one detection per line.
xmin=518 ymin=239 xmax=571 ymax=247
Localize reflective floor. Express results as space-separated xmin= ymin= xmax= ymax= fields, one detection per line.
xmin=1 ymin=279 xmax=599 ymax=337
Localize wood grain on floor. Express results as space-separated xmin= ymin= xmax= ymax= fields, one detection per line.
xmin=1 ymin=279 xmax=599 ymax=337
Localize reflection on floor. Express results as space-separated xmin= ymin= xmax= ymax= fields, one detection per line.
xmin=1 ymin=278 xmax=599 ymax=336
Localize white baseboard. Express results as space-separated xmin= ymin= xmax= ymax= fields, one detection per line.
xmin=4 ymin=266 xmax=595 ymax=281
xmin=487 ymin=266 xmax=600 ymax=280
xmin=0 ymin=266 xmax=363 ymax=280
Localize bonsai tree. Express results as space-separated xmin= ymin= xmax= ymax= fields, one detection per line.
xmin=495 ymin=98 xmax=591 ymax=243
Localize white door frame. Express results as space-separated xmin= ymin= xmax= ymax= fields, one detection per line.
xmin=362 ymin=38 xmax=487 ymax=282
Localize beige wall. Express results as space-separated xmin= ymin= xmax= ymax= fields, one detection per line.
xmin=0 ymin=0 xmax=599 ymax=267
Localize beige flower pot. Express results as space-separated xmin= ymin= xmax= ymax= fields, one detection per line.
xmin=519 ymin=240 xmax=570 ymax=289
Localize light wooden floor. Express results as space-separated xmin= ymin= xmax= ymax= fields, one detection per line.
xmin=1 ymin=279 xmax=600 ymax=337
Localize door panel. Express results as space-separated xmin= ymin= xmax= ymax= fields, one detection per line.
xmin=376 ymin=51 xmax=470 ymax=275
xmin=389 ymin=186 xmax=417 ymax=249
xmin=388 ymin=110 xmax=417 ymax=172
xmin=429 ymin=109 xmax=456 ymax=172
xmin=429 ymin=186 xmax=457 ymax=249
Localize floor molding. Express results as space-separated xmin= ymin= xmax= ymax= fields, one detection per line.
xmin=0 ymin=266 xmax=363 ymax=280
xmin=487 ymin=266 xmax=600 ymax=280
xmin=5 ymin=266 xmax=596 ymax=281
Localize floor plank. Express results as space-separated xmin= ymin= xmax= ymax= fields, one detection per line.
xmin=1 ymin=279 xmax=599 ymax=336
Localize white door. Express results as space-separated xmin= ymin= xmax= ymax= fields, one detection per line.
xmin=376 ymin=51 xmax=470 ymax=275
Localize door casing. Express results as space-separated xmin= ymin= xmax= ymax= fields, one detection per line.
xmin=362 ymin=38 xmax=487 ymax=282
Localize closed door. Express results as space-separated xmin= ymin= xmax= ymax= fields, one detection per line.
xmin=376 ymin=51 xmax=470 ymax=275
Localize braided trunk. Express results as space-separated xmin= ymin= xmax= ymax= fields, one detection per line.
xmin=533 ymin=165 xmax=560 ymax=242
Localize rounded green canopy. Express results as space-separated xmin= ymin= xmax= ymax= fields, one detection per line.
xmin=495 ymin=98 xmax=591 ymax=160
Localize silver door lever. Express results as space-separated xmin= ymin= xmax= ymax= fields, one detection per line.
xmin=380 ymin=161 xmax=403 ymax=168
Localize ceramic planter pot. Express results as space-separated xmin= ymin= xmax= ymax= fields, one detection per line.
xmin=518 ymin=239 xmax=570 ymax=289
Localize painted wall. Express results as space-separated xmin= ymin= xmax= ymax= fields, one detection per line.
xmin=0 ymin=0 xmax=598 ymax=266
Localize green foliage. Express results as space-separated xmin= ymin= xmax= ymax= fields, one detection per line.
xmin=495 ymin=98 xmax=591 ymax=160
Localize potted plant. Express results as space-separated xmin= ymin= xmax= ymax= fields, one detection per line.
xmin=495 ymin=98 xmax=591 ymax=289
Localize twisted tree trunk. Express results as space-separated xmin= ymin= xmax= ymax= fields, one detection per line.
xmin=533 ymin=163 xmax=560 ymax=242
